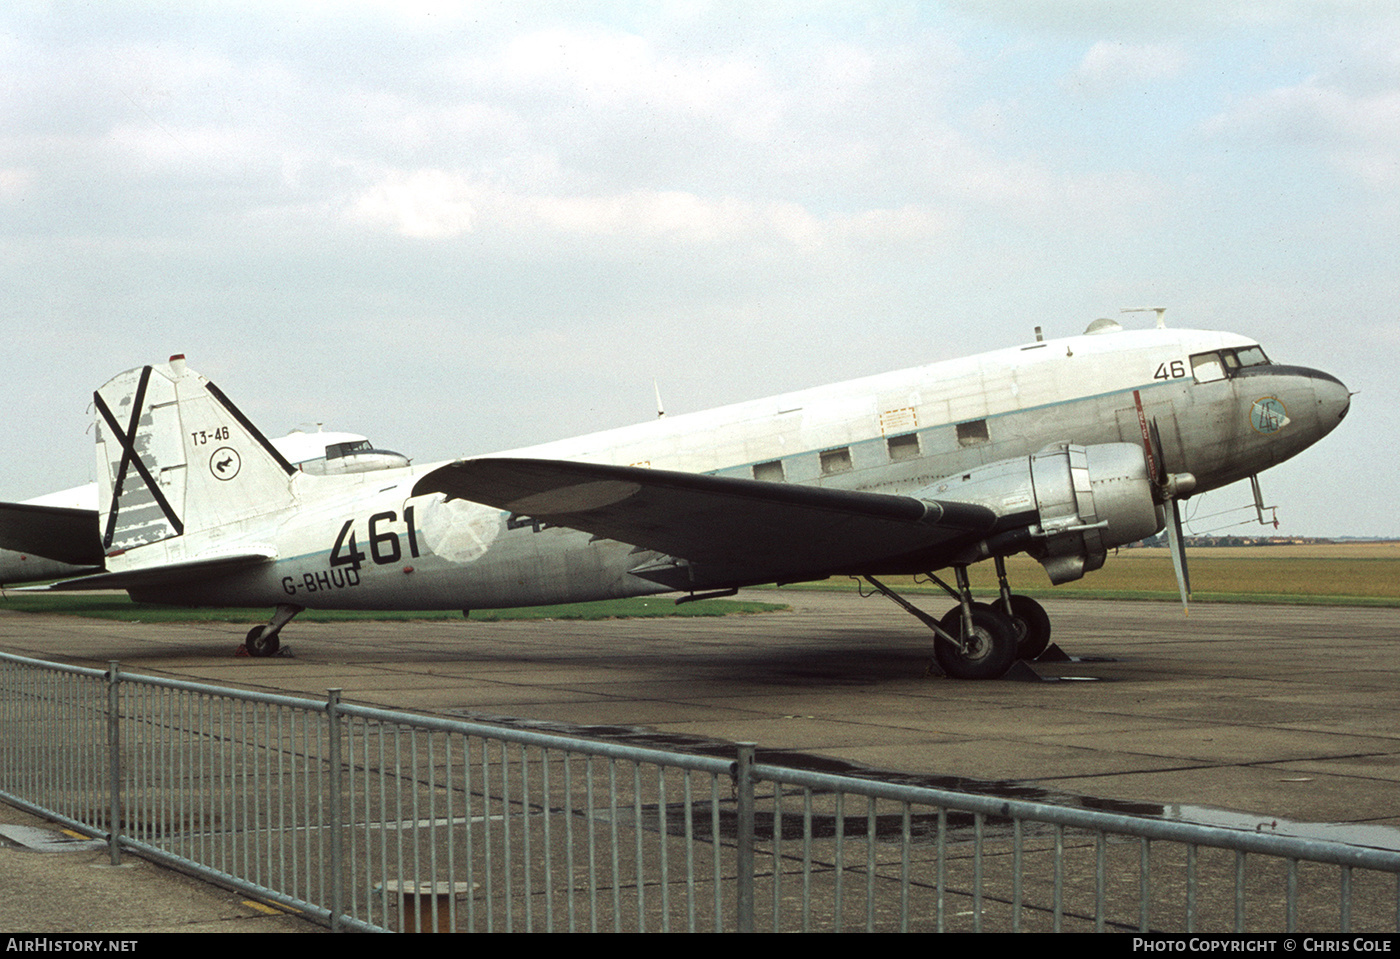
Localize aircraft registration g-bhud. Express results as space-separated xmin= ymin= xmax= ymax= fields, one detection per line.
xmin=17 ymin=316 xmax=1350 ymax=678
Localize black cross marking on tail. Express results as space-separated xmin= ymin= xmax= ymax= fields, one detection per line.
xmin=93 ymin=366 xmax=184 ymax=551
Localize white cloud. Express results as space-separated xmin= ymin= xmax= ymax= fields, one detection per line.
xmin=0 ymin=168 xmax=32 ymax=199
xmin=487 ymin=27 xmax=781 ymax=128
xmin=1206 ymin=79 xmax=1400 ymax=194
xmin=344 ymin=170 xmax=955 ymax=251
xmin=347 ymin=169 xmax=477 ymax=238
xmin=1065 ymin=41 xmax=1189 ymax=94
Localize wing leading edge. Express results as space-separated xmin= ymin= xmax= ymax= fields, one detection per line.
xmin=412 ymin=458 xmax=998 ymax=590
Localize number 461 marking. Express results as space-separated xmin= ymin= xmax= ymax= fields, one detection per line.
xmin=331 ymin=507 xmax=421 ymax=571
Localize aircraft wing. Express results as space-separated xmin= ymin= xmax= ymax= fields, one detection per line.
xmin=0 ymin=502 xmax=103 ymax=566
xmin=412 ymin=458 xmax=998 ymax=589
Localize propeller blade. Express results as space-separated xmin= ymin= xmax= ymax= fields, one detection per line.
xmin=1165 ymin=497 xmax=1191 ymax=613
xmin=1148 ymin=418 xmax=1168 ymax=487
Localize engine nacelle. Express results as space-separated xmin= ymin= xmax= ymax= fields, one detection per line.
xmin=917 ymin=442 xmax=1162 ymax=584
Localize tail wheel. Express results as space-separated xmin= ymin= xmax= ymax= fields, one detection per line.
xmin=1007 ymin=595 xmax=1052 ymax=660
xmin=934 ymin=605 xmax=1017 ymax=680
xmin=244 ymin=626 xmax=280 ymax=658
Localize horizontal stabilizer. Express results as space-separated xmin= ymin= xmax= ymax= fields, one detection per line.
xmin=413 ymin=458 xmax=997 ymax=586
xmin=38 ymin=548 xmax=277 ymax=592
xmin=0 ymin=503 xmax=103 ymax=566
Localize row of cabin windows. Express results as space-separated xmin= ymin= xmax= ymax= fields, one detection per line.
xmin=747 ymin=346 xmax=1269 ymax=484
xmin=743 ymin=345 xmax=1268 ymax=486
xmin=750 ymin=420 xmax=988 ymax=482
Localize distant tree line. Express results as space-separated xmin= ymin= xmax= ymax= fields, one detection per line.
xmin=1132 ymin=534 xmax=1330 ymax=548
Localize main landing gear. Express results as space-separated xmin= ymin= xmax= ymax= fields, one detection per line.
xmin=988 ymin=555 xmax=1052 ymax=660
xmin=242 ymin=603 xmax=303 ymax=658
xmin=863 ymin=556 xmax=1050 ymax=680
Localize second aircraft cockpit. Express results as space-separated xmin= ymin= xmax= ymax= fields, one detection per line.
xmin=299 ymin=438 xmax=411 ymax=475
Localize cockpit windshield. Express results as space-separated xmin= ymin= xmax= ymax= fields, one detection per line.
xmin=1234 ymin=346 xmax=1269 ymax=367
xmin=1191 ymin=345 xmax=1270 ymax=383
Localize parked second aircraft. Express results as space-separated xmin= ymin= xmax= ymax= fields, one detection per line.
xmin=0 ymin=428 xmax=407 ymax=585
xmin=5 ymin=317 xmax=1349 ymax=678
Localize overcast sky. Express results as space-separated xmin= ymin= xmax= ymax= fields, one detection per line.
xmin=2 ymin=1 xmax=1395 ymax=538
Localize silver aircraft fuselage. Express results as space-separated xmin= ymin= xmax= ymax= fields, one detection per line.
xmin=124 ymin=324 xmax=1349 ymax=611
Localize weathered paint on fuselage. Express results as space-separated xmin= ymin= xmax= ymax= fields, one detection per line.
xmin=133 ymin=326 xmax=1349 ymax=611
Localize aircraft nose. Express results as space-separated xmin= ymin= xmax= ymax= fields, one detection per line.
xmin=1313 ymin=370 xmax=1351 ymax=431
xmin=1299 ymin=369 xmax=1355 ymax=436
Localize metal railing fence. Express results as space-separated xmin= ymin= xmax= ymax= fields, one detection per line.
xmin=2 ymin=649 xmax=1398 ymax=933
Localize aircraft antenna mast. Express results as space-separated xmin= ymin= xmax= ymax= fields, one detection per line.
xmin=1122 ymin=307 xmax=1168 ymax=328
xmin=654 ymin=379 xmax=666 ymax=419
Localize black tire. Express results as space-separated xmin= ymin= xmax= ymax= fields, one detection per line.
xmin=245 ymin=625 xmax=280 ymax=658
xmin=1008 ymin=595 xmax=1052 ymax=660
xmin=933 ymin=605 xmax=1017 ymax=680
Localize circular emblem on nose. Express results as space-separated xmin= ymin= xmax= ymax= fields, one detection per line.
xmin=210 ymin=447 xmax=242 ymax=480
xmin=1249 ymin=397 xmax=1289 ymax=434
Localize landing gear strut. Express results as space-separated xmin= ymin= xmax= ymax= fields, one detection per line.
xmin=243 ymin=603 xmax=303 ymax=658
xmin=989 ymin=556 xmax=1052 ymax=660
xmin=863 ymin=570 xmax=1018 ymax=680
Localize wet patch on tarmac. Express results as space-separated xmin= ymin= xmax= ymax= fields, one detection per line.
xmin=452 ymin=709 xmax=1400 ymax=852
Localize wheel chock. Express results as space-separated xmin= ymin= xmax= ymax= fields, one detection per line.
xmin=1002 ymin=660 xmax=1045 ymax=682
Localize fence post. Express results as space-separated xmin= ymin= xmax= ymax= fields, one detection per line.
xmin=735 ymin=742 xmax=756 ymax=933
xmin=326 ymin=688 xmax=343 ymax=932
xmin=105 ymin=661 xmax=122 ymax=867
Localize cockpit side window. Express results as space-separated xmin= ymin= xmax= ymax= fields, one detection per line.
xmin=1191 ymin=352 xmax=1226 ymax=383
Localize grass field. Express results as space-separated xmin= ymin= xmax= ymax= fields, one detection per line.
xmin=0 ymin=594 xmax=788 ymax=623
xmin=838 ymin=542 xmax=1400 ymax=606
xmin=1 ymin=543 xmax=1395 ymax=622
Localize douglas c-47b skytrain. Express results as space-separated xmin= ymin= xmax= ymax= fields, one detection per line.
xmin=5 ymin=316 xmax=1349 ymax=678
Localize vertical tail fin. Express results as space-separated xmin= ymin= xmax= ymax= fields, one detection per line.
xmin=94 ymin=355 xmax=296 ymax=565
